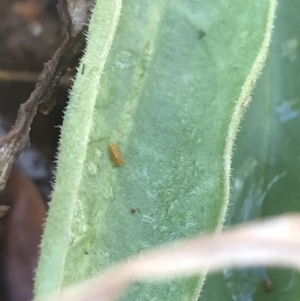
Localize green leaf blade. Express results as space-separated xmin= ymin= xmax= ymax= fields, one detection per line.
xmin=35 ymin=0 xmax=276 ymax=300
xmin=201 ymin=0 xmax=300 ymax=300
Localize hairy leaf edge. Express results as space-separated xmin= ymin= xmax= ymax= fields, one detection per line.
xmin=221 ymin=0 xmax=277 ymax=227
xmin=34 ymin=0 xmax=122 ymax=297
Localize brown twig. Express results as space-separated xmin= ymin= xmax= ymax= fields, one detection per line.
xmin=0 ymin=0 xmax=94 ymax=193
xmin=0 ymin=69 xmax=73 ymax=87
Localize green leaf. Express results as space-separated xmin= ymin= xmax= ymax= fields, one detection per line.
xmin=35 ymin=0 xmax=276 ymax=300
xmin=200 ymin=0 xmax=300 ymax=300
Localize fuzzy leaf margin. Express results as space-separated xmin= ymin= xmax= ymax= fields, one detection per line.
xmin=35 ymin=0 xmax=277 ymax=300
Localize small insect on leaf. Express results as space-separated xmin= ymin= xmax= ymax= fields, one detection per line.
xmin=109 ymin=142 xmax=125 ymax=165
xmin=262 ymin=278 xmax=274 ymax=293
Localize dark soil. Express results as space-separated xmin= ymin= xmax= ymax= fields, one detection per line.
xmin=0 ymin=0 xmax=69 ymax=300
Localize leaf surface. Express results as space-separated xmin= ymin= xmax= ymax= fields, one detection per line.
xmin=201 ymin=0 xmax=300 ymax=300
xmin=35 ymin=0 xmax=276 ymax=300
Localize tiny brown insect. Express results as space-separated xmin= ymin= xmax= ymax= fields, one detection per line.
xmin=109 ymin=142 xmax=125 ymax=165
xmin=131 ymin=208 xmax=137 ymax=214
xmin=262 ymin=278 xmax=274 ymax=293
